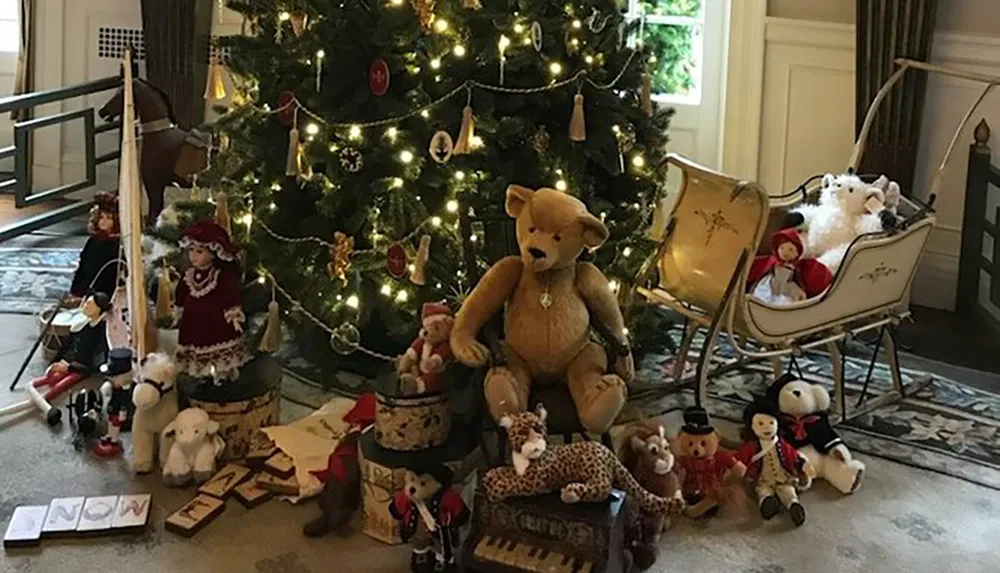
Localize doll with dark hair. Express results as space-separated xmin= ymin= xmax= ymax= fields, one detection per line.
xmin=28 ymin=292 xmax=112 ymax=405
xmin=174 ymin=220 xmax=252 ymax=383
xmin=69 ymin=192 xmax=121 ymax=302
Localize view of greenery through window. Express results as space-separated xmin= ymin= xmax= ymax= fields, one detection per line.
xmin=627 ymin=0 xmax=702 ymax=101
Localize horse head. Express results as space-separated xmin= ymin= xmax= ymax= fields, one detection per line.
xmin=132 ymin=352 xmax=177 ymax=410
xmin=98 ymin=78 xmax=176 ymax=125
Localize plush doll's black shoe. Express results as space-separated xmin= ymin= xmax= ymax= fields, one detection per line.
xmin=789 ymin=502 xmax=806 ymax=527
xmin=411 ymin=551 xmax=434 ymax=573
xmin=759 ymin=496 xmax=781 ymax=520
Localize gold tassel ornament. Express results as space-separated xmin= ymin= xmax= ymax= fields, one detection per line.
xmin=286 ymin=125 xmax=301 ymax=177
xmin=290 ymin=12 xmax=309 ymax=37
xmin=410 ymin=234 xmax=431 ymax=286
xmin=204 ymin=56 xmax=228 ymax=101
xmin=258 ymin=282 xmax=283 ymax=353
xmin=215 ymin=193 xmax=231 ymax=236
xmin=462 ymin=0 xmax=482 ymax=8
xmin=569 ymin=93 xmax=586 ymax=142
xmin=641 ymin=72 xmax=653 ymax=116
xmin=453 ymin=104 xmax=475 ymax=155
xmin=155 ymin=267 xmax=174 ymax=321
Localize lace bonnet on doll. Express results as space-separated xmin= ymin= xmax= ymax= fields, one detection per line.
xmin=179 ymin=220 xmax=239 ymax=262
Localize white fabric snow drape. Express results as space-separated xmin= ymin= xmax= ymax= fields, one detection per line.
xmin=117 ymin=48 xmax=148 ymax=359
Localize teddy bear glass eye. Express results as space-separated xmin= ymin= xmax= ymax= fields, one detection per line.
xmin=529 ymin=227 xmax=536 ymax=233
xmin=553 ymin=235 xmax=561 ymax=242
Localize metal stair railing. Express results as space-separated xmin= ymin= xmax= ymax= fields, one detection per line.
xmin=0 ymin=75 xmax=123 ymax=241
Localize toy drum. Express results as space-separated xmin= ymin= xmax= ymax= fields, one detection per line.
xmin=374 ymin=390 xmax=451 ymax=452
xmin=179 ymin=356 xmax=282 ymax=461
xmin=37 ymin=306 xmax=83 ymax=362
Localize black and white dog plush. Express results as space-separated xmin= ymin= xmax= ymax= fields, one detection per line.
xmin=767 ymin=374 xmax=864 ymax=494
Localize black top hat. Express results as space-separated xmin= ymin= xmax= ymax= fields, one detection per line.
xmin=681 ymin=406 xmax=715 ymax=436
xmin=743 ymin=395 xmax=782 ymax=427
xmin=409 ymin=462 xmax=454 ymax=488
xmin=99 ymin=348 xmax=134 ymax=377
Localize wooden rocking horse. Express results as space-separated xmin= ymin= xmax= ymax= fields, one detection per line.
xmin=99 ymin=76 xmax=210 ymax=222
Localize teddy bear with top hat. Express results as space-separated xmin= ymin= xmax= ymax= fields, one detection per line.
xmin=767 ymin=373 xmax=865 ymax=494
xmin=388 ymin=463 xmax=469 ymax=573
xmin=673 ymin=406 xmax=746 ymax=518
xmin=397 ymin=302 xmax=454 ymax=395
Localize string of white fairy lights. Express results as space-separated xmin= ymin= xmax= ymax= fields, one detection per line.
xmin=240 ymin=50 xmax=646 ymax=361
xmin=249 ymin=49 xmax=641 ymax=254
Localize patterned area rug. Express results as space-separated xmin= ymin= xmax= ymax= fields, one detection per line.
xmin=630 ymin=329 xmax=1000 ymax=490
xmin=0 ymin=247 xmax=77 ymax=314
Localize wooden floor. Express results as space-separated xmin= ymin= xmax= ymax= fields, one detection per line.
xmin=0 ymin=195 xmax=73 ymax=228
xmin=897 ymin=305 xmax=1000 ymax=374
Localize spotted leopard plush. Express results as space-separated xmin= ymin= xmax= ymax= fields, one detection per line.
xmin=483 ymin=406 xmax=685 ymax=517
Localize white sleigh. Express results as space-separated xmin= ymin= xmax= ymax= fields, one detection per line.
xmin=637 ymin=58 xmax=992 ymax=421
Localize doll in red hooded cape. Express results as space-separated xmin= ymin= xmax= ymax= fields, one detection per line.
xmin=747 ymin=228 xmax=832 ymax=305
xmin=174 ymin=221 xmax=252 ymax=383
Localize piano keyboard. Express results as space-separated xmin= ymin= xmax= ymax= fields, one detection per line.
xmin=472 ymin=535 xmax=594 ymax=573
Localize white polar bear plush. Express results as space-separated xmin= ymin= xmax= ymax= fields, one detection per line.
xmin=767 ymin=374 xmax=865 ymax=494
xmin=130 ymin=352 xmax=179 ymax=474
xmin=787 ymin=172 xmax=899 ymax=273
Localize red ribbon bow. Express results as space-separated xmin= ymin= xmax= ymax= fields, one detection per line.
xmin=782 ymin=413 xmax=821 ymax=441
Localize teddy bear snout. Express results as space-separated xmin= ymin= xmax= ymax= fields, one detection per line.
xmin=792 ymin=389 xmax=801 ymax=397
xmin=528 ymin=247 xmax=547 ymax=260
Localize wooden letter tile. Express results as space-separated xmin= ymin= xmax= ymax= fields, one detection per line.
xmin=246 ymin=432 xmax=278 ymax=468
xmin=41 ymin=497 xmax=85 ymax=537
xmin=255 ymin=472 xmax=300 ymax=496
xmin=263 ymin=451 xmax=295 ymax=479
xmin=111 ymin=494 xmax=152 ymax=532
xmin=233 ymin=473 xmax=276 ymax=509
xmin=165 ymin=495 xmax=226 ymax=538
xmin=198 ymin=464 xmax=252 ymax=499
xmin=4 ymin=506 xmax=48 ymax=548
xmin=76 ymin=496 xmax=119 ymax=534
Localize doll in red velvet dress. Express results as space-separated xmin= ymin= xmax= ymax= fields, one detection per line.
xmin=174 ymin=221 xmax=252 ymax=384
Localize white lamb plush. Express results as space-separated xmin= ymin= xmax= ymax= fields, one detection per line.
xmin=788 ymin=172 xmax=899 ymax=273
xmin=130 ymin=352 xmax=179 ymax=474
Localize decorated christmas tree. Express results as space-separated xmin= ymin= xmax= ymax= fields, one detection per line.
xmin=200 ymin=0 xmax=677 ymax=379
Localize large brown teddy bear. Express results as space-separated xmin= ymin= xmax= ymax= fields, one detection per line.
xmin=450 ymin=184 xmax=634 ymax=433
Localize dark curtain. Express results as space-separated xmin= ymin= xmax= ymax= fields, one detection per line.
xmin=140 ymin=0 xmax=214 ymax=130
xmin=855 ymin=0 xmax=939 ymax=192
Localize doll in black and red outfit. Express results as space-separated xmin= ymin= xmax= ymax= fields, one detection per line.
xmin=27 ymin=292 xmax=112 ymax=425
xmin=174 ymin=221 xmax=252 ymax=384
xmin=389 ymin=463 xmax=469 ymax=573
xmin=69 ymin=192 xmax=121 ymax=303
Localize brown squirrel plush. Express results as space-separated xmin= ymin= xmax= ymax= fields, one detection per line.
xmin=450 ymin=185 xmax=634 ymax=433
xmin=620 ymin=421 xmax=684 ymax=571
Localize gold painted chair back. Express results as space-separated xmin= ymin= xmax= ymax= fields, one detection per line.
xmin=655 ymin=154 xmax=770 ymax=319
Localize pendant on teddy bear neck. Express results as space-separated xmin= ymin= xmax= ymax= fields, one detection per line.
xmin=540 ymin=292 xmax=553 ymax=308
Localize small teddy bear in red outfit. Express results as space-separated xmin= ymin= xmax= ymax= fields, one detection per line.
xmin=397 ymin=302 xmax=455 ymax=395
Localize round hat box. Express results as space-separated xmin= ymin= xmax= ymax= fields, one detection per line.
xmin=179 ymin=355 xmax=282 ymax=461
xmin=374 ymin=382 xmax=451 ymax=452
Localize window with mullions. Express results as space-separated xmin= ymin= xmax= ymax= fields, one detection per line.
xmin=625 ymin=0 xmax=704 ymax=104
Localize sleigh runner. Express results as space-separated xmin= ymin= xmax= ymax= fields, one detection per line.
xmin=634 ymin=58 xmax=993 ymax=423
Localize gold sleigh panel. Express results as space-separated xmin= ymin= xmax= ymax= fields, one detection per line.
xmin=657 ymin=154 xmax=769 ymax=315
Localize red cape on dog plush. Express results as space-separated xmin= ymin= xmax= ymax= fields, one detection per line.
xmin=747 ymin=228 xmax=832 ymax=299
